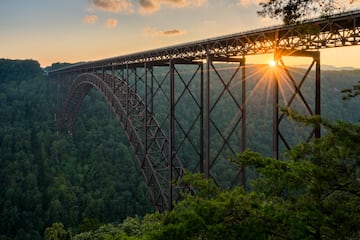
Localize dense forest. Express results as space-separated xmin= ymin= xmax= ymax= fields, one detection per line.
xmin=0 ymin=59 xmax=153 ymax=239
xmin=0 ymin=58 xmax=359 ymax=239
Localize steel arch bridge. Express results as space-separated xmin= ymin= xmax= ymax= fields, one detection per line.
xmin=49 ymin=10 xmax=360 ymax=212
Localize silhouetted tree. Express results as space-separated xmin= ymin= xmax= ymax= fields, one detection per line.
xmin=258 ymin=0 xmax=356 ymax=23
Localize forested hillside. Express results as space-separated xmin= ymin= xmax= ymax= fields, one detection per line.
xmin=0 ymin=59 xmax=153 ymax=240
xmin=0 ymin=59 xmax=359 ymax=239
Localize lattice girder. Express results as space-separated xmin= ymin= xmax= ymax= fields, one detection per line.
xmin=59 ymin=73 xmax=187 ymax=211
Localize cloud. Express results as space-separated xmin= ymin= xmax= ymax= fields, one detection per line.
xmin=163 ymin=29 xmax=183 ymax=35
xmin=237 ymin=0 xmax=262 ymax=7
xmin=139 ymin=0 xmax=207 ymax=14
xmin=139 ymin=0 xmax=160 ymax=14
xmin=161 ymin=0 xmax=207 ymax=8
xmin=83 ymin=15 xmax=99 ymax=24
xmin=144 ymin=26 xmax=185 ymax=36
xmin=104 ymin=18 xmax=118 ymax=28
xmin=89 ymin=0 xmax=134 ymax=13
xmin=88 ymin=0 xmax=207 ymax=15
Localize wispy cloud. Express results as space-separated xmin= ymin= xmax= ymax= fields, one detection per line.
xmin=83 ymin=15 xmax=99 ymax=24
xmin=163 ymin=29 xmax=184 ymax=35
xmin=89 ymin=0 xmax=134 ymax=13
xmin=144 ymin=26 xmax=185 ymax=37
xmin=236 ymin=0 xmax=262 ymax=7
xmin=139 ymin=0 xmax=207 ymax=14
xmin=88 ymin=0 xmax=207 ymax=15
xmin=161 ymin=0 xmax=207 ymax=8
xmin=104 ymin=18 xmax=118 ymax=28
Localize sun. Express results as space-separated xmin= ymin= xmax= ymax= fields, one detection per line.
xmin=268 ymin=60 xmax=277 ymax=67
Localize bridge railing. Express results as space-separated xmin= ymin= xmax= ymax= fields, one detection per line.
xmin=48 ymin=9 xmax=360 ymax=75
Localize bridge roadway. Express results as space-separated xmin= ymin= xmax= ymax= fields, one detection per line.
xmin=49 ymin=10 xmax=360 ymax=212
xmin=50 ymin=9 xmax=360 ymax=72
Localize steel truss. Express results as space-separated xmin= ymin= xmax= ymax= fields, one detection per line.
xmin=205 ymin=56 xmax=246 ymax=187
xmin=49 ymin=10 xmax=360 ymax=211
xmin=59 ymin=71 xmax=190 ymax=211
xmin=272 ymin=50 xmax=320 ymax=159
xmin=49 ymin=10 xmax=360 ymax=73
xmin=54 ymin=50 xmax=322 ymax=211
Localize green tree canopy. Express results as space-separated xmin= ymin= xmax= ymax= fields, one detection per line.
xmin=147 ymin=118 xmax=360 ymax=240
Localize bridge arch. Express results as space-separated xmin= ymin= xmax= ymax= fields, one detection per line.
xmin=59 ymin=73 xmax=185 ymax=211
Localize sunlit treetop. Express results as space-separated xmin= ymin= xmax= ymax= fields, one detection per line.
xmin=258 ymin=0 xmax=357 ymax=24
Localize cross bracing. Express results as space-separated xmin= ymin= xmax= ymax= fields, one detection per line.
xmin=49 ymin=10 xmax=360 ymax=211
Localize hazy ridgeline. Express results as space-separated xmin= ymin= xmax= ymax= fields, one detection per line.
xmin=0 ymin=59 xmax=359 ymax=239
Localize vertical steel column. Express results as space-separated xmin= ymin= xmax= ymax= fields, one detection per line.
xmin=272 ymin=55 xmax=279 ymax=160
xmin=205 ymin=55 xmax=211 ymax=179
xmin=150 ymin=67 xmax=154 ymax=114
xmin=112 ymin=65 xmax=115 ymax=92
xmin=144 ymin=63 xmax=148 ymax=157
xmin=169 ymin=60 xmax=175 ymax=209
xmin=121 ymin=67 xmax=125 ymax=80
xmin=102 ymin=67 xmax=105 ymax=81
xmin=315 ymin=52 xmax=321 ymax=138
xmin=199 ymin=62 xmax=204 ymax=174
xmin=126 ymin=64 xmax=129 ymax=115
xmin=134 ymin=67 xmax=138 ymax=93
xmin=241 ymin=57 xmax=246 ymax=187
xmin=55 ymin=73 xmax=60 ymax=124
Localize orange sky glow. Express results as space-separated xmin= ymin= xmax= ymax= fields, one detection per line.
xmin=1 ymin=0 xmax=360 ymax=68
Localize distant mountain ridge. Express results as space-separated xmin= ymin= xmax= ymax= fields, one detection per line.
xmin=294 ymin=64 xmax=360 ymax=71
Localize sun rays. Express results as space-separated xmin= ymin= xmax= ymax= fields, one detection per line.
xmin=268 ymin=60 xmax=277 ymax=67
xmin=208 ymin=55 xmax=318 ymax=155
xmin=153 ymin=54 xmax=318 ymax=159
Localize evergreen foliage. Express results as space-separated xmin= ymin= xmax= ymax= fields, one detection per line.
xmin=66 ymin=118 xmax=360 ymax=240
xmin=0 ymin=59 xmax=152 ymax=239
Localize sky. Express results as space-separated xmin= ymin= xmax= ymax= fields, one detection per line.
xmin=1 ymin=0 xmax=360 ymax=68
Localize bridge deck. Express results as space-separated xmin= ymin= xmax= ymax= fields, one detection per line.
xmin=49 ymin=10 xmax=360 ymax=211
xmin=49 ymin=10 xmax=360 ymax=73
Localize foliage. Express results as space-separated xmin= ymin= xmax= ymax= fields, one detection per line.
xmin=0 ymin=59 xmax=153 ymax=239
xmin=76 ymin=218 xmax=102 ymax=233
xmin=1 ymin=59 xmax=359 ymax=239
xmin=258 ymin=0 xmax=356 ymax=24
xmin=70 ymin=214 xmax=163 ymax=240
xmin=151 ymin=118 xmax=360 ymax=239
xmin=73 ymin=117 xmax=360 ymax=239
xmin=342 ymin=81 xmax=360 ymax=100
xmin=234 ymin=122 xmax=360 ymax=239
xmin=44 ymin=223 xmax=72 ymax=240
xmin=43 ymin=62 xmax=73 ymax=73
xmin=0 ymin=58 xmax=42 ymax=81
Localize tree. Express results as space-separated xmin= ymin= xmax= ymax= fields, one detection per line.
xmin=342 ymin=81 xmax=360 ymax=99
xmin=44 ymin=223 xmax=71 ymax=240
xmin=258 ymin=0 xmax=356 ymax=24
xmin=0 ymin=59 xmax=154 ymax=239
xmin=146 ymin=118 xmax=360 ymax=240
xmin=235 ymin=116 xmax=360 ymax=238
